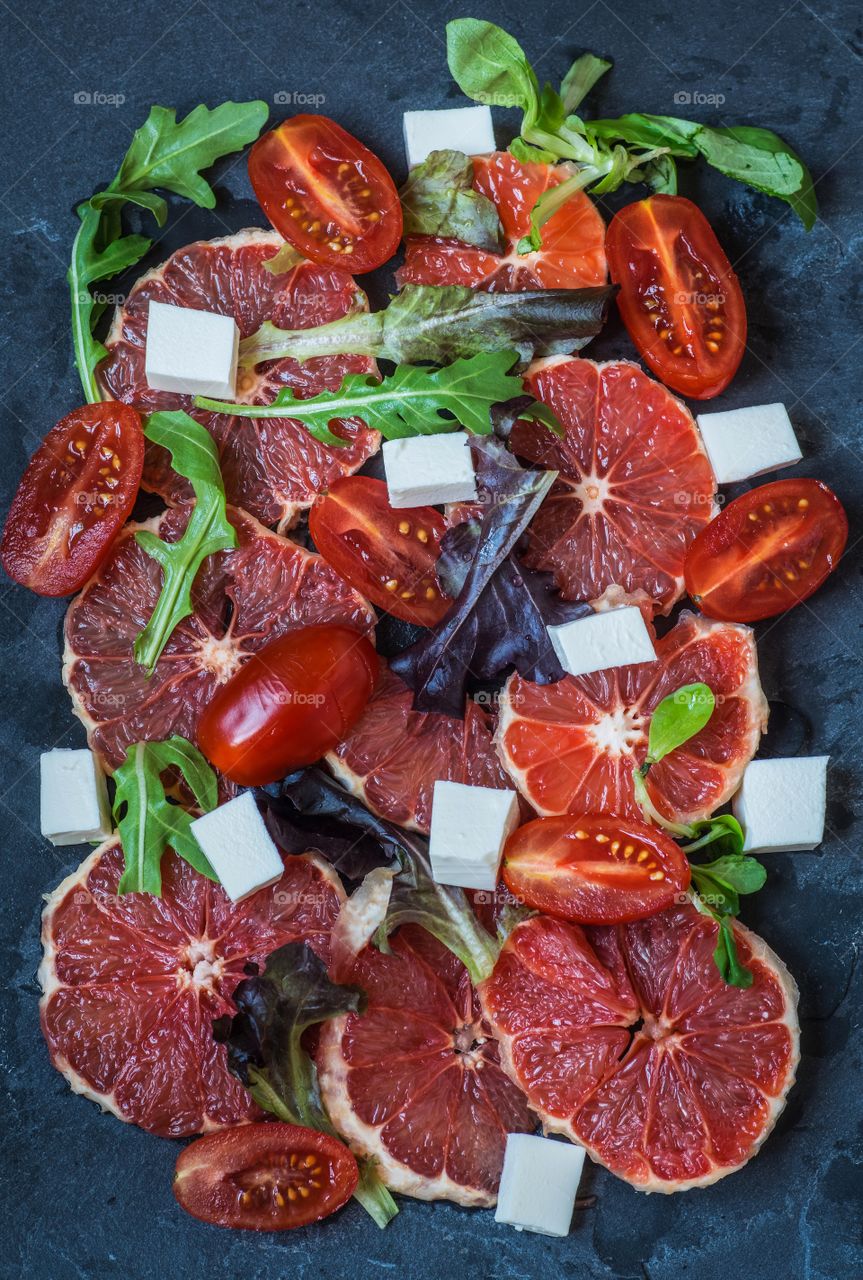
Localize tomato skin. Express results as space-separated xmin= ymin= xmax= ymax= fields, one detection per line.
xmin=1 ymin=401 xmax=144 ymax=596
xmin=173 ymin=1123 xmax=358 ymax=1231
xmin=685 ymin=477 xmax=848 ymax=622
xmin=249 ymin=115 xmax=402 ymax=273
xmin=502 ymin=814 xmax=690 ymax=924
xmin=198 ymin=625 xmax=378 ymax=786
xmin=606 ymin=195 xmax=746 ymax=399
xmin=309 ymin=476 xmax=451 ymax=626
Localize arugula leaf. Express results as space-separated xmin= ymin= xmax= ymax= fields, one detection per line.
xmin=68 ymin=100 xmax=268 ymax=402
xmin=238 ymin=283 xmax=614 ymax=368
xmin=217 ymin=942 xmax=398 ymax=1228
xmin=134 ymin=413 xmax=236 ymax=673
xmin=400 ymin=150 xmax=503 ymax=251
xmin=197 ymin=352 xmax=525 ymax=445
xmin=644 ymin=682 xmax=715 ymax=770
xmin=391 ymin=439 xmax=582 ymax=716
xmin=112 ymin=736 xmax=218 ymax=895
xmin=560 ymin=53 xmax=612 ymax=114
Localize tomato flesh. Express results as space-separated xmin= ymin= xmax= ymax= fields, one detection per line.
xmin=1 ymin=401 xmax=143 ymax=596
xmin=197 ymin=624 xmax=378 ymax=785
xmin=684 ymin=477 xmax=847 ymax=622
xmin=309 ymin=476 xmax=451 ymax=626
xmin=502 ymin=814 xmax=690 ymax=924
xmin=248 ymin=115 xmax=402 ymax=273
xmin=606 ymin=195 xmax=746 ymax=399
xmin=173 ymin=1123 xmax=358 ymax=1231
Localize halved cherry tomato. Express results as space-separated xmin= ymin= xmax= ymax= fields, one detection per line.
xmin=197 ymin=624 xmax=378 ymax=786
xmin=502 ymin=814 xmax=690 ymax=924
xmin=173 ymin=1123 xmax=358 ymax=1231
xmin=1 ymin=401 xmax=144 ymax=596
xmin=606 ymin=195 xmax=746 ymax=399
xmin=309 ymin=476 xmax=452 ymax=627
xmin=248 ymin=115 xmax=402 ymax=273
xmin=684 ymin=477 xmax=847 ymax=622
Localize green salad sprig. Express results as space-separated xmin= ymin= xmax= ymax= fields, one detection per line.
xmin=69 ymin=100 xmax=268 ymax=402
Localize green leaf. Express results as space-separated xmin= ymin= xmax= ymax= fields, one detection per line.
xmin=197 ymin=351 xmax=525 ymax=444
xmin=693 ymin=125 xmax=817 ymax=229
xmin=112 ymin=736 xmax=218 ymax=896
xmin=516 ymin=166 xmax=598 ymax=254
xmin=134 ymin=412 xmax=237 ymax=673
xmin=680 ymin=812 xmax=745 ymax=857
xmin=262 ymin=241 xmax=305 ymax=276
xmin=239 ymin=283 xmax=614 ymax=368
xmin=560 ymin=53 xmax=612 ymax=113
xmin=641 ymin=152 xmax=678 ymax=195
xmin=446 ymin=17 xmax=539 ymax=117
xmin=586 ymin=113 xmax=701 ymax=156
xmin=509 ymin=135 xmax=557 ymax=165
xmin=68 ymin=100 xmax=268 ymax=402
xmin=713 ymin=918 xmax=754 ymax=988
xmin=518 ymin=399 xmax=565 ymax=439
xmin=400 ymin=150 xmax=503 ymax=252
xmin=645 ymin=682 xmax=715 ymax=768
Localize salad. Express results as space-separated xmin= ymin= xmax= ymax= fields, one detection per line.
xmin=6 ymin=15 xmax=848 ymax=1243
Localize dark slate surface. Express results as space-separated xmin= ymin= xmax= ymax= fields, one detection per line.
xmin=1 ymin=1 xmax=861 ymax=1277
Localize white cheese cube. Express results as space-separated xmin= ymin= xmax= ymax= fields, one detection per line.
xmin=732 ymin=756 xmax=829 ymax=852
xmin=40 ymin=748 xmax=112 ymax=846
xmin=190 ymin=792 xmax=284 ymax=902
xmin=382 ymin=432 xmax=477 ymax=508
xmin=696 ymin=403 xmax=802 ymax=485
xmin=145 ymin=301 xmax=240 ymax=399
xmin=429 ymin=781 xmax=519 ymax=890
xmin=403 ymin=106 xmax=496 ymax=169
xmin=547 ymin=607 xmax=657 ymax=678
xmin=495 ymin=1133 xmax=585 ymax=1237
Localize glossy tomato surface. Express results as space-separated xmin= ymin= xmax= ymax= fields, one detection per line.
xmin=173 ymin=1123 xmax=358 ymax=1231
xmin=197 ymin=624 xmax=378 ymax=785
xmin=502 ymin=814 xmax=690 ymax=924
xmin=684 ymin=477 xmax=848 ymax=622
xmin=309 ymin=476 xmax=451 ymax=626
xmin=248 ymin=115 xmax=402 ymax=273
xmin=606 ymin=195 xmax=746 ymax=399
xmin=1 ymin=401 xmax=144 ymax=596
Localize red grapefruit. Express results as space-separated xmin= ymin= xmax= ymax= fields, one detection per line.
xmin=39 ymin=839 xmax=344 ymax=1138
xmin=397 ymin=151 xmax=607 ymax=291
xmin=496 ymin=612 xmax=767 ymax=825
xmin=480 ymin=908 xmax=799 ymax=1191
xmin=510 ymin=357 xmax=717 ymax=613
xmin=98 ymin=229 xmax=379 ymax=531
xmin=317 ymin=925 xmax=535 ymax=1205
xmin=325 ymin=665 xmax=515 ymax=832
xmin=63 ymin=504 xmax=375 ymax=772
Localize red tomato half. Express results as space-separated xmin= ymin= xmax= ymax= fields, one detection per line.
xmin=248 ymin=115 xmax=402 ymax=273
xmin=173 ymin=1123 xmax=358 ymax=1231
xmin=309 ymin=476 xmax=451 ymax=627
xmin=1 ymin=401 xmax=143 ymax=596
xmin=684 ymin=477 xmax=847 ymax=622
xmin=197 ymin=624 xmax=378 ymax=786
xmin=606 ymin=195 xmax=746 ymax=399
xmin=502 ymin=814 xmax=690 ymax=924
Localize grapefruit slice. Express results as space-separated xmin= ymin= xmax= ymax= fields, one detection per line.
xmin=317 ymin=924 xmax=535 ymax=1205
xmin=397 ymin=151 xmax=607 ymax=291
xmin=497 ymin=612 xmax=767 ymax=825
xmin=326 ymin=665 xmax=515 ymax=832
xmin=39 ymin=838 xmax=344 ymax=1138
xmin=510 ymin=357 xmax=717 ymax=613
xmin=99 ymin=229 xmax=379 ymax=531
xmin=480 ymin=907 xmax=799 ymax=1192
xmin=63 ymin=504 xmax=375 ymax=772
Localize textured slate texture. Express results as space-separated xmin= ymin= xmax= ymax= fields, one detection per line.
xmin=0 ymin=1 xmax=861 ymax=1277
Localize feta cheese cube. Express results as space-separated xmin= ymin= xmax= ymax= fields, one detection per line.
xmin=429 ymin=781 xmax=519 ymax=890
xmin=403 ymin=106 xmax=496 ymax=168
xmin=190 ymin=792 xmax=284 ymax=902
xmin=145 ymin=301 xmax=240 ymax=399
xmin=696 ymin=403 xmax=802 ymax=485
xmin=382 ymin=432 xmax=477 ymax=508
xmin=547 ymin=607 xmax=657 ymax=678
xmin=495 ymin=1133 xmax=585 ymax=1237
xmin=732 ymin=756 xmax=829 ymax=852
xmin=40 ymin=748 xmax=112 ymax=846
